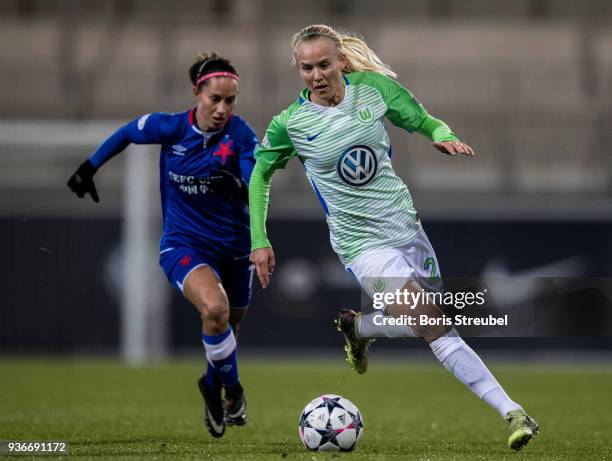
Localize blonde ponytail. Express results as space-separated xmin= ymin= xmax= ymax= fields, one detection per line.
xmin=291 ymin=24 xmax=397 ymax=79
xmin=339 ymin=35 xmax=397 ymax=79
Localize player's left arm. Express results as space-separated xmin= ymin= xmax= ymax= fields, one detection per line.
xmin=237 ymin=124 xmax=258 ymax=188
xmin=366 ymin=72 xmax=475 ymax=157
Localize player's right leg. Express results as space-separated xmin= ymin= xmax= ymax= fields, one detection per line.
xmin=160 ymin=247 xmax=239 ymax=438
xmin=183 ymin=264 xmax=237 ymax=438
xmin=336 ymin=245 xmax=423 ymax=374
xmin=334 ymin=309 xmax=373 ymax=375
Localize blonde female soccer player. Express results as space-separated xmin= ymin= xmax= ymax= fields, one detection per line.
xmin=248 ymin=25 xmax=539 ymax=451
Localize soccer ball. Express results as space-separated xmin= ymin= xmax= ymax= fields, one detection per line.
xmin=298 ymin=394 xmax=364 ymax=451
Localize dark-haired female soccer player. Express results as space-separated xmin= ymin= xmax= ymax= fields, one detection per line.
xmin=68 ymin=52 xmax=257 ymax=439
xmin=249 ymin=25 xmax=539 ymax=451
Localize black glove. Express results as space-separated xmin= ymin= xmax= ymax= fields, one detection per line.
xmin=203 ymin=170 xmax=248 ymax=203
xmin=67 ymin=160 xmax=99 ymax=203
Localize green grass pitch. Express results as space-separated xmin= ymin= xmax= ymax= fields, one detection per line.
xmin=1 ymin=357 xmax=611 ymax=460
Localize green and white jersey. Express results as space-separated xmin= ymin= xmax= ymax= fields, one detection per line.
xmin=250 ymin=71 xmax=458 ymax=265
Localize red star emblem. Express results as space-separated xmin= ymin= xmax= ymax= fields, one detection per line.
xmin=180 ymin=255 xmax=191 ymax=267
xmin=213 ymin=141 xmax=234 ymax=164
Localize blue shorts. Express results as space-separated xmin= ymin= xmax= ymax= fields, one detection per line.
xmin=159 ymin=247 xmax=254 ymax=308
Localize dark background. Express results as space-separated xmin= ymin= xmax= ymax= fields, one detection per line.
xmin=2 ymin=217 xmax=610 ymax=353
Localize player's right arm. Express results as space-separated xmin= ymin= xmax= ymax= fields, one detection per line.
xmin=249 ymin=106 xmax=298 ymax=288
xmin=67 ymin=113 xmax=174 ymax=202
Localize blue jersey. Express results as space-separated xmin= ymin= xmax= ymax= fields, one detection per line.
xmin=89 ymin=108 xmax=258 ymax=259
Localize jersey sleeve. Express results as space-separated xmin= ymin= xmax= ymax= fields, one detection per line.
xmin=235 ymin=120 xmax=259 ymax=185
xmin=89 ymin=112 xmax=176 ymax=168
xmin=254 ymin=106 xmax=299 ymax=177
xmin=348 ymin=72 xmax=459 ymax=143
xmin=249 ymin=105 xmax=299 ymax=250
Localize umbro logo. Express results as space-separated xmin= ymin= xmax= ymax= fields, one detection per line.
xmin=171 ymin=144 xmax=187 ymax=156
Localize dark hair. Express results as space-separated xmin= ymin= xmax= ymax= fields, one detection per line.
xmin=188 ymin=52 xmax=239 ymax=90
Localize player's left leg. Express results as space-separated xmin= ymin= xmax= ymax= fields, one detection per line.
xmin=182 ymin=265 xmax=238 ymax=437
xmin=339 ymin=229 xmax=539 ymax=450
xmin=396 ymin=291 xmax=539 ymax=450
xmin=229 ymin=307 xmax=248 ymax=338
xmin=160 ymin=247 xmax=231 ymax=437
xmin=216 ymin=256 xmax=254 ymax=426
xmin=337 ymin=245 xmax=425 ymax=374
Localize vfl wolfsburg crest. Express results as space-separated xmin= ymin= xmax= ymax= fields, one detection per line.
xmin=372 ymin=278 xmax=385 ymax=293
xmin=337 ymin=145 xmax=378 ymax=186
xmin=356 ymin=105 xmax=374 ymax=124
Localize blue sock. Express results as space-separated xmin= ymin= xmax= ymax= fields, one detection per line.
xmin=205 ymin=359 xmax=222 ymax=389
xmin=202 ymin=327 xmax=239 ymax=388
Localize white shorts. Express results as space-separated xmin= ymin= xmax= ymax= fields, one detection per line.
xmin=346 ymin=227 xmax=443 ymax=299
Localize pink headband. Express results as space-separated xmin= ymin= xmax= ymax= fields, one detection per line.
xmin=196 ymin=71 xmax=240 ymax=87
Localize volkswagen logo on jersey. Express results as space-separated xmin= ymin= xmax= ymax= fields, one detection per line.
xmin=337 ymin=145 xmax=378 ymax=186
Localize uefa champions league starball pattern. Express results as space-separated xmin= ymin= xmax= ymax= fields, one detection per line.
xmin=298 ymin=394 xmax=364 ymax=451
